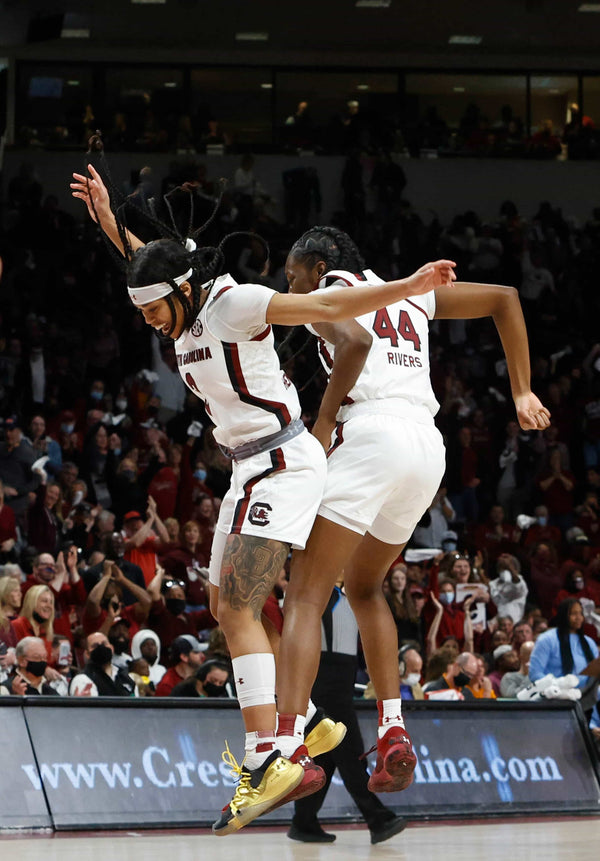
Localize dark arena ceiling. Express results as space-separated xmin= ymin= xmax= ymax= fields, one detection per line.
xmin=1 ymin=0 xmax=600 ymax=69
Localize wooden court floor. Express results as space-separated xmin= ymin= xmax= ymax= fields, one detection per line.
xmin=2 ymin=818 xmax=599 ymax=861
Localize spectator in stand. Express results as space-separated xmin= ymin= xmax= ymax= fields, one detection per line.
xmin=82 ymin=559 xmax=151 ymax=638
xmin=575 ymin=491 xmax=600 ymax=547
xmin=474 ymin=504 xmax=521 ymax=568
xmin=411 ymin=486 xmax=455 ymax=549
xmin=489 ymin=553 xmax=528 ymax=624
xmin=146 ymin=570 xmax=216 ymax=651
xmin=23 ymin=547 xmax=86 ymax=628
xmin=529 ymin=119 xmax=562 ymax=159
xmin=511 ymin=620 xmax=534 ymax=651
xmin=171 ymin=658 xmax=231 ymax=698
xmin=107 ymin=616 xmax=133 ymax=671
xmin=536 ymin=448 xmax=576 ymax=533
xmin=9 ymin=637 xmax=59 ymax=696
xmin=56 ymin=461 xmax=80 ymax=516
xmin=446 ymin=425 xmax=480 ymax=524
xmin=0 ymin=479 xmax=18 ymax=563
xmin=0 ymin=575 xmax=21 ymax=650
xmin=24 ymin=414 xmax=62 ymax=475
xmin=108 ymin=457 xmax=147 ymax=526
xmin=48 ymin=634 xmax=76 ymax=695
xmin=0 ymin=416 xmax=39 ymax=527
xmin=84 ymin=530 xmax=146 ymax=605
xmin=70 ymin=632 xmax=135 ymax=697
xmin=496 ymin=420 xmax=535 ymax=521
xmin=423 ymin=651 xmax=479 ymax=700
xmin=80 ymin=421 xmax=114 ymax=509
xmin=130 ymin=628 xmax=166 ymax=686
xmin=428 ymin=579 xmax=475 ymax=649
xmin=461 ymin=654 xmax=496 ymax=699
xmin=155 ymin=634 xmax=205 ymax=696
xmin=487 ymin=644 xmax=520 ymax=695
xmin=522 ymin=504 xmax=562 ymax=549
xmin=122 ymin=497 xmax=170 ymax=587
xmin=26 ymin=480 xmax=63 ymax=556
xmin=529 ymin=598 xmax=599 ymax=694
xmin=11 ymin=585 xmax=55 ymax=663
xmin=552 ymin=566 xmax=596 ymax=618
xmin=162 ymin=519 xmax=210 ymax=609
xmin=528 ymin=541 xmax=563 ymax=620
xmin=500 ymin=640 xmax=535 ymax=698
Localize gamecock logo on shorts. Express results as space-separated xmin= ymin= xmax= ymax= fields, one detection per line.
xmin=191 ymin=320 xmax=203 ymax=337
xmin=249 ymin=502 xmax=272 ymax=526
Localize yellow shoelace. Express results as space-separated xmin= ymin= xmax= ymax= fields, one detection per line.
xmin=221 ymin=742 xmax=253 ymax=810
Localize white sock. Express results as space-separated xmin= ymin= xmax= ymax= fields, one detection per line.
xmin=378 ymin=698 xmax=405 ymax=738
xmin=305 ymin=699 xmax=318 ymax=724
xmin=244 ymin=730 xmax=277 ymax=770
xmin=276 ymin=713 xmax=306 ymax=758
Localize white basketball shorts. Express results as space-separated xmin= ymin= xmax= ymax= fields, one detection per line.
xmin=208 ymin=428 xmax=327 ymax=586
xmin=319 ymin=411 xmax=445 ymax=545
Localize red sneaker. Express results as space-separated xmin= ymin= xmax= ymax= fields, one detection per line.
xmin=366 ymin=726 xmax=417 ymax=793
xmin=267 ymin=745 xmax=326 ymax=812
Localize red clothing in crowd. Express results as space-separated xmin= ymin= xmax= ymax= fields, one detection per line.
xmin=10 ymin=616 xmax=54 ymax=662
xmin=148 ymin=467 xmax=179 ymax=521
xmin=147 ymin=600 xmax=216 ymax=651
xmin=81 ymin=604 xmax=142 ymax=639
xmin=161 ymin=545 xmax=209 ymax=607
xmin=155 ymin=666 xmax=186 ymax=697
xmin=536 ymin=469 xmax=576 ymax=515
xmin=0 ymin=504 xmax=17 ymax=544
xmin=124 ymin=534 xmax=167 ymax=587
xmin=22 ymin=575 xmax=87 ymax=620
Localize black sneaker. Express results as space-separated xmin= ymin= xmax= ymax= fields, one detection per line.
xmin=369 ymin=814 xmax=408 ymax=845
xmin=288 ymin=822 xmax=337 ymax=843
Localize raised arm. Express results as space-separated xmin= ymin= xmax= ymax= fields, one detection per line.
xmin=434 ymin=281 xmax=551 ymax=431
xmin=70 ymin=163 xmax=144 ymax=256
xmin=309 ymin=319 xmax=372 ymax=451
xmin=266 ymin=260 xmax=456 ymax=328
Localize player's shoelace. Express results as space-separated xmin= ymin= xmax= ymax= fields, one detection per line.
xmin=220 ymin=741 xmax=251 ymax=810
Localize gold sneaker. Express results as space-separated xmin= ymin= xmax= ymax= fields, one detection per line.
xmin=304 ymin=708 xmax=347 ymax=758
xmin=212 ymin=742 xmax=303 ymax=836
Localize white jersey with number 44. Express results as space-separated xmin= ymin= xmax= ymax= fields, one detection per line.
xmin=310 ymin=268 xmax=439 ymax=424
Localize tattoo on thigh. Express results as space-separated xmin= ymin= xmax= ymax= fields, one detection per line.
xmin=221 ymin=535 xmax=289 ymax=620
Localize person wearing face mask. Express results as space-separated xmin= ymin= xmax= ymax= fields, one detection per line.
xmin=155 ymin=634 xmax=205 ymax=696
xmin=423 ymin=651 xmax=479 ymax=700
xmin=552 ymin=566 xmax=596 ymax=617
xmin=69 ymin=631 xmax=135 ymax=697
xmin=84 ymin=531 xmax=146 ymax=605
xmin=171 ymin=658 xmax=231 ymax=698
xmin=9 ymin=636 xmax=59 ymax=696
xmin=523 ymin=504 xmax=562 ymax=548
xmin=146 ymin=573 xmax=216 ymax=653
xmin=427 ymin=578 xmax=472 ymax=649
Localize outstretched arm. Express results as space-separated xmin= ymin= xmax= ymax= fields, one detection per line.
xmin=266 ymin=260 xmax=456 ymax=327
xmin=309 ymin=319 xmax=372 ymax=451
xmin=434 ymin=281 xmax=551 ymax=431
xmin=70 ymin=164 xmax=144 ymax=256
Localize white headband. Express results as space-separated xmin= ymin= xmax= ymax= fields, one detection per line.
xmin=127 ymin=238 xmax=196 ymax=307
xmin=127 ymin=268 xmax=192 ymax=306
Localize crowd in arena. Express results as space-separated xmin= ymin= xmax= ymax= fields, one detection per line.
xmin=0 ymin=147 xmax=599 ymax=745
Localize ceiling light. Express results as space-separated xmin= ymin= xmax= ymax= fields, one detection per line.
xmin=355 ymin=0 xmax=392 ymax=7
xmin=131 ymin=0 xmax=167 ymax=4
xmin=453 ymin=86 xmax=466 ymax=92
xmin=61 ymin=13 xmax=89 ymax=38
xmin=235 ymin=32 xmax=269 ymax=41
xmin=164 ymin=82 xmax=177 ymax=88
xmin=579 ymin=3 xmax=600 ymax=10
xmin=61 ymin=28 xmax=90 ymax=38
xmin=261 ymin=83 xmax=273 ymax=89
xmin=357 ymin=84 xmax=370 ymax=90
xmin=66 ymin=80 xmax=81 ymax=86
xmin=448 ymin=35 xmax=482 ymax=44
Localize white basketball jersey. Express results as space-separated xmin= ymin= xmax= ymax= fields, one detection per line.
xmin=175 ymin=275 xmax=301 ymax=449
xmin=310 ymin=268 xmax=439 ymax=422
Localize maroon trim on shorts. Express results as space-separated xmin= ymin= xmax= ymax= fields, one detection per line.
xmin=327 ymin=422 xmax=345 ymax=458
xmin=231 ymin=447 xmax=287 ymax=532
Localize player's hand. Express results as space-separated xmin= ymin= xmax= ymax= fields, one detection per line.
xmin=311 ymin=416 xmax=336 ymax=453
xmin=514 ymin=392 xmax=551 ymax=431
xmin=70 ymin=164 xmax=112 ymax=224
xmin=403 ymin=259 xmax=457 ymax=296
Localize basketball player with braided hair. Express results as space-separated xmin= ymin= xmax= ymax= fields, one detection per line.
xmin=71 ymin=165 xmax=456 ymax=835
xmin=268 ymin=225 xmax=551 ymax=802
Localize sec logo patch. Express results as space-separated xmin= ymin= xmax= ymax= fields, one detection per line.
xmin=191 ymin=319 xmax=203 ymax=337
